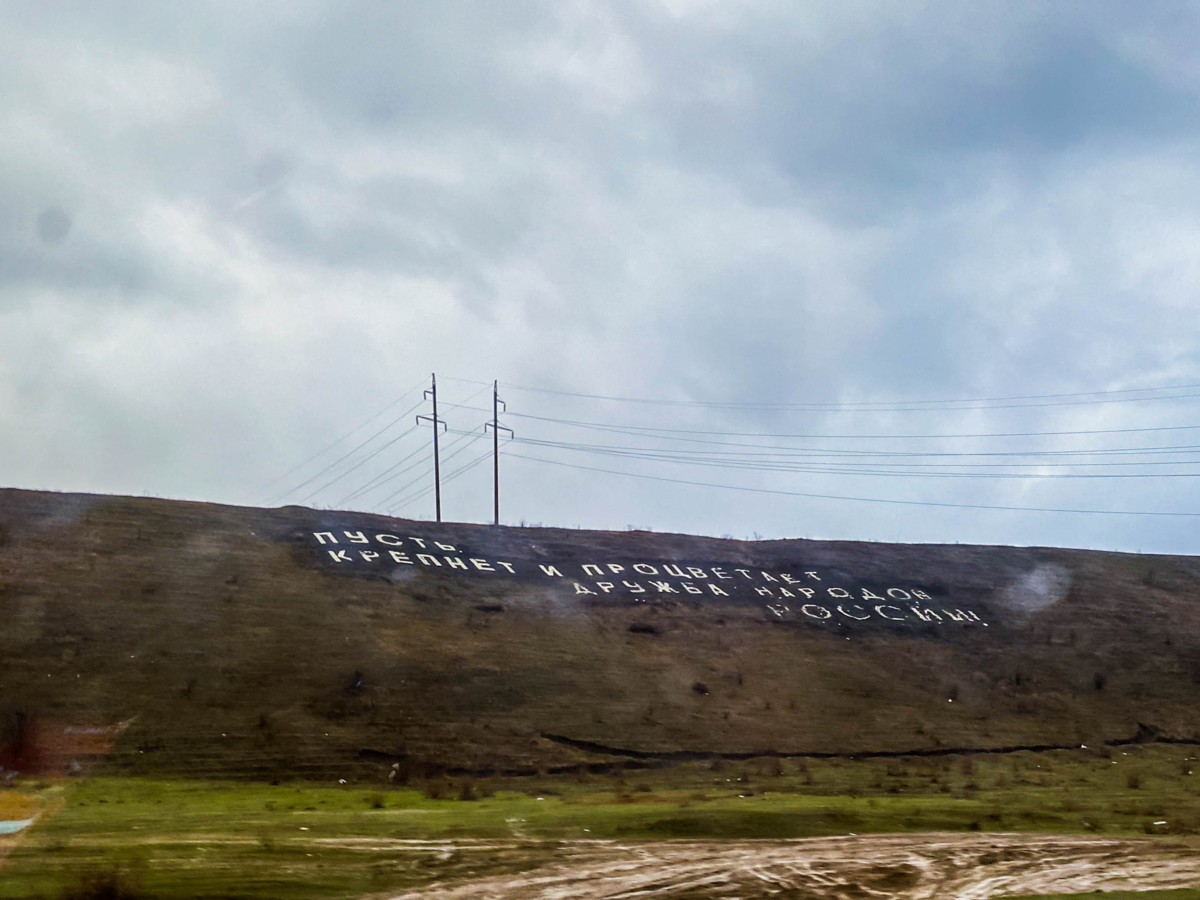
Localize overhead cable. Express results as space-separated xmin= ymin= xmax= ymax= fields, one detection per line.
xmin=504 ymin=451 xmax=1200 ymax=517
xmin=249 ymin=375 xmax=427 ymax=500
xmin=442 ymin=375 xmax=1200 ymax=412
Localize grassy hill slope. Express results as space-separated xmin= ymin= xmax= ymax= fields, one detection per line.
xmin=2 ymin=487 xmax=1200 ymax=780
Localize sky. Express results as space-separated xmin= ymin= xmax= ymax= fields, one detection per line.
xmin=4 ymin=1 xmax=1200 ymax=553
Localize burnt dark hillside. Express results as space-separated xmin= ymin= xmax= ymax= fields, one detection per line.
xmin=2 ymin=487 xmax=1200 ymax=779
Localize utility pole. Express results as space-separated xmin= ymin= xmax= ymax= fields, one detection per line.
xmin=416 ymin=373 xmax=446 ymax=522
xmin=484 ymin=380 xmax=513 ymax=525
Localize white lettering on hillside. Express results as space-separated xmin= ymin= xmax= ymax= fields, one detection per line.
xmin=304 ymin=528 xmax=989 ymax=628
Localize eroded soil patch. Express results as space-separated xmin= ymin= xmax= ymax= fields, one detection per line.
xmin=380 ymin=832 xmax=1200 ymax=900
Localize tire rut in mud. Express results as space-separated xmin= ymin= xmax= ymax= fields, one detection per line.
xmin=378 ymin=832 xmax=1200 ymax=900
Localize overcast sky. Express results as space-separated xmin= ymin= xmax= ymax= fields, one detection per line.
xmin=5 ymin=1 xmax=1200 ymax=553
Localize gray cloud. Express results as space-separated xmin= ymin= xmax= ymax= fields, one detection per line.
xmin=2 ymin=1 xmax=1200 ymax=553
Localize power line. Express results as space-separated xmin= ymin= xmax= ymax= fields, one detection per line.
xmin=334 ymin=440 xmax=430 ymax=507
xmin=504 ymin=434 xmax=1200 ymax=462
xmin=505 ymin=436 xmax=1200 ymax=477
xmin=248 ymin=376 xmax=428 ymax=501
xmin=385 ymin=434 xmax=492 ymax=514
xmin=337 ymin=383 xmax=491 ymax=511
xmin=294 ymin=420 xmax=424 ymax=505
xmin=391 ymin=447 xmax=495 ymax=514
xmin=267 ymin=397 xmax=427 ymax=505
xmin=443 ymin=375 xmax=1200 ymax=412
xmin=504 ymin=451 xmax=1200 ymax=517
xmin=374 ymin=427 xmax=486 ymax=511
xmin=441 ymin=404 xmax=1200 ymax=443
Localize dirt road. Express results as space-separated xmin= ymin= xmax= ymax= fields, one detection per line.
xmin=380 ymin=832 xmax=1200 ymax=900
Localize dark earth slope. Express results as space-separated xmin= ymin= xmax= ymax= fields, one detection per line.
xmin=2 ymin=487 xmax=1199 ymax=779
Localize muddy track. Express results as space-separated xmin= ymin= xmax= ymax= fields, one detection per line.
xmin=378 ymin=832 xmax=1200 ymax=900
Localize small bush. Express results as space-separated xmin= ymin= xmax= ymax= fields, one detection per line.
xmin=1127 ymin=772 xmax=1143 ymax=790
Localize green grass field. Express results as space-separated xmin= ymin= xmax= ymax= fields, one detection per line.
xmin=4 ymin=744 xmax=1200 ymax=899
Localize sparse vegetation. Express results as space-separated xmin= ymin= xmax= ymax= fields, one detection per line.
xmin=4 ymin=745 xmax=1200 ymax=899
xmin=6 ymin=492 xmax=1200 ymax=895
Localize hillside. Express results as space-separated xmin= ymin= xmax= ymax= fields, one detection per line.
xmin=2 ymin=486 xmax=1200 ymax=781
